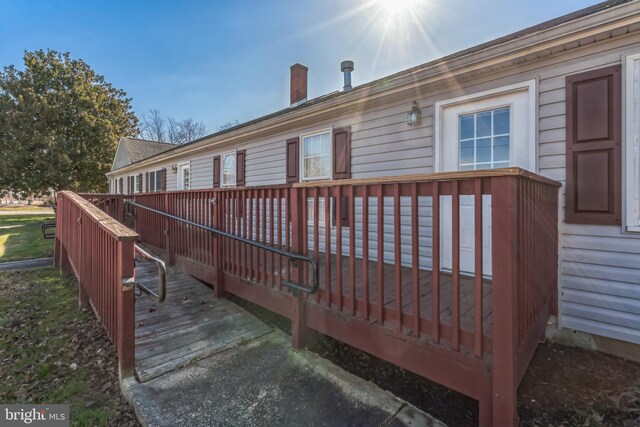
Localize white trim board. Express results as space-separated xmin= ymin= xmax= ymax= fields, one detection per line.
xmin=434 ymin=80 xmax=538 ymax=173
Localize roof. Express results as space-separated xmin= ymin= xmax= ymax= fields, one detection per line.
xmin=120 ymin=137 xmax=175 ymax=164
xmin=110 ymin=0 xmax=637 ymax=173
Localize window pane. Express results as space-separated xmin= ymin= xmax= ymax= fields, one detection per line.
xmin=476 ymin=111 xmax=492 ymax=137
xmin=459 ymin=115 xmax=474 ymax=140
xmin=493 ymin=161 xmax=509 ymax=169
xmin=222 ymin=153 xmax=236 ymax=185
xmin=155 ymin=171 xmax=162 ymax=191
xmin=302 ymin=132 xmax=331 ymax=179
xmin=476 ymin=138 xmax=491 ymax=163
xmin=493 ymin=108 xmax=510 ymax=135
xmin=460 ymin=140 xmax=474 ymax=164
xmin=460 ymin=164 xmax=474 ymax=171
xmin=493 ymin=136 xmax=509 ymax=162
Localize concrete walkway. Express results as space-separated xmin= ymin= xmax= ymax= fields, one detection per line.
xmin=0 ymin=257 xmax=53 ymax=271
xmin=122 ymin=330 xmax=445 ymax=427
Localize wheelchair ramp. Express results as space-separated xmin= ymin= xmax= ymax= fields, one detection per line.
xmin=123 ymin=331 xmax=445 ymax=427
xmin=134 ymin=260 xmax=271 ymax=382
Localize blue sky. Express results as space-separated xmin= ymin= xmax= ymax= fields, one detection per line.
xmin=1 ymin=0 xmax=600 ymax=134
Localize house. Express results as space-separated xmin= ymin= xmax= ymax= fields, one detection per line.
xmin=101 ymin=1 xmax=640 ymax=425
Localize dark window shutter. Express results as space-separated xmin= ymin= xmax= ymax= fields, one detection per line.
xmin=566 ymin=65 xmax=621 ymax=225
xmin=119 ymin=177 xmax=123 ymax=194
xmin=332 ymin=127 xmax=351 ymax=226
xmin=286 ymin=137 xmax=299 ymax=183
xmin=213 ymin=155 xmax=221 ymax=188
xmin=236 ymin=150 xmax=246 ymax=187
xmin=333 ymin=127 xmax=351 ymax=180
xmin=145 ymin=172 xmax=149 ymax=192
xmin=161 ymin=168 xmax=167 ymax=191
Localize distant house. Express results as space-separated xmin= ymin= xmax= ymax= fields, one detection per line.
xmin=110 ymin=137 xmax=174 ymax=194
xmin=103 ymin=1 xmax=640 ymax=424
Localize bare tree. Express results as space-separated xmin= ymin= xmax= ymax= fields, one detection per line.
xmin=140 ymin=109 xmax=166 ymax=142
xmin=139 ymin=110 xmax=207 ymax=144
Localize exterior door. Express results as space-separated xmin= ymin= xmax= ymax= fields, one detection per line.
xmin=437 ymin=84 xmax=535 ymax=276
xmin=178 ymin=163 xmax=190 ymax=190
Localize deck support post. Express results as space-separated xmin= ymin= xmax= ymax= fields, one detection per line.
xmin=213 ymin=192 xmax=225 ymax=298
xmin=289 ymin=188 xmax=309 ymax=350
xmin=116 ymin=241 xmax=136 ymax=378
xmin=489 ymin=176 xmax=519 ymax=427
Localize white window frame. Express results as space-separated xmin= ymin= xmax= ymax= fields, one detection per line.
xmin=300 ymin=128 xmax=333 ymax=182
xmin=624 ymin=53 xmax=640 ymax=232
xmin=434 ymin=80 xmax=537 ymax=173
xmin=221 ymin=151 xmax=237 ymax=188
xmin=135 ymin=174 xmax=141 ymax=193
xmin=177 ymin=162 xmax=191 ymax=190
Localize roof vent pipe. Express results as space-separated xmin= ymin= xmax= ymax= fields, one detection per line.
xmin=341 ymin=60 xmax=354 ymax=92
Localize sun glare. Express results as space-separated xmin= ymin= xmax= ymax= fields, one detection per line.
xmin=378 ymin=0 xmax=420 ymax=16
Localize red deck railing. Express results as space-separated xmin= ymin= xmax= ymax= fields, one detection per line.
xmin=82 ymin=167 xmax=560 ymax=426
xmin=55 ymin=191 xmax=138 ymax=376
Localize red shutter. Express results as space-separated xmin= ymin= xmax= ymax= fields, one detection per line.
xmin=333 ymin=127 xmax=351 ymax=180
xmin=119 ymin=177 xmax=123 ymax=194
xmin=161 ymin=168 xmax=167 ymax=191
xmin=236 ymin=149 xmax=246 ymax=187
xmin=566 ymin=65 xmax=621 ymax=225
xmin=286 ymin=137 xmax=299 ymax=183
xmin=213 ymin=155 xmax=221 ymax=188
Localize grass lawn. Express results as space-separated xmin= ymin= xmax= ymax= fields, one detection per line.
xmin=0 ymin=206 xmax=54 ymax=213
xmin=0 ymin=215 xmax=55 ymax=262
xmin=0 ymin=268 xmax=137 ymax=426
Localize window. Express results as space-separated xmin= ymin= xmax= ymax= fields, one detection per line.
xmin=458 ymin=107 xmax=510 ymax=170
xmin=127 ymin=175 xmax=135 ymax=194
xmin=135 ymin=175 xmax=141 ymax=193
xmin=148 ymin=170 xmax=163 ymax=192
xmin=178 ymin=163 xmax=190 ymax=190
xmin=301 ymin=130 xmax=331 ymax=181
xmin=625 ymin=53 xmax=640 ymax=231
xmin=221 ymin=152 xmax=236 ymax=187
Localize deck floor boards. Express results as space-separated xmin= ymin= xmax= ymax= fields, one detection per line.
xmin=229 ymin=248 xmax=493 ymax=339
xmin=134 ymin=260 xmax=272 ymax=383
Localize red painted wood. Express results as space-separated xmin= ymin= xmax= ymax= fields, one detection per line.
xmin=411 ymin=183 xmax=420 ymax=337
xmin=432 ymin=181 xmax=441 ymax=344
xmin=362 ymin=185 xmax=370 ymax=320
xmin=474 ymin=179 xmax=483 ymax=358
xmin=452 ymin=181 xmax=460 ymax=351
xmin=393 ymin=185 xmax=402 ymax=331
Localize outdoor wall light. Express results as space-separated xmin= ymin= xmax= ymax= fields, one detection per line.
xmin=407 ymin=101 xmax=422 ymax=126
xmin=171 ymin=165 xmax=178 ymax=174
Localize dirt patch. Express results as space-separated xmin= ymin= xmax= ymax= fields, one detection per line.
xmin=230 ymin=297 xmax=640 ymax=427
xmin=0 ymin=268 xmax=139 ymax=426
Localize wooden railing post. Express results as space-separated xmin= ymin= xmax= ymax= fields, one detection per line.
xmin=213 ymin=191 xmax=225 ymax=298
xmin=54 ymin=193 xmax=63 ymax=268
xmin=489 ymin=175 xmax=519 ymax=427
xmin=290 ymin=188 xmax=309 ymax=350
xmin=116 ymin=239 xmax=136 ymax=378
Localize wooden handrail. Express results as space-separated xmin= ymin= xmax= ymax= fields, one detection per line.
xmin=293 ymin=167 xmax=561 ymax=188
xmin=59 ymin=191 xmax=138 ymax=241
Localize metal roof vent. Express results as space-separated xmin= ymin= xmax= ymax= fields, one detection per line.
xmin=341 ymin=60 xmax=354 ymax=92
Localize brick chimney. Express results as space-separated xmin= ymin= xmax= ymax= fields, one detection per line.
xmin=290 ymin=63 xmax=308 ymax=106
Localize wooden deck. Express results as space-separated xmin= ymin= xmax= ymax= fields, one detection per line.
xmin=134 ymin=259 xmax=272 ymax=382
xmin=231 ymin=249 xmax=493 ymax=340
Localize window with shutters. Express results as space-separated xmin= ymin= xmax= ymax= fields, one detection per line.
xmin=221 ymin=151 xmax=237 ymax=187
xmin=625 ymin=53 xmax=640 ymax=231
xmin=301 ymin=129 xmax=331 ymax=181
xmin=148 ymin=170 xmax=163 ymax=192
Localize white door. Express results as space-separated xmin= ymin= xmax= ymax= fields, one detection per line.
xmin=178 ymin=163 xmax=190 ymax=190
xmin=437 ymin=84 xmax=535 ymax=276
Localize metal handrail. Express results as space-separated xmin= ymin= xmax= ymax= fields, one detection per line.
xmin=134 ymin=244 xmax=167 ymax=303
xmin=125 ymin=200 xmax=319 ymax=294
